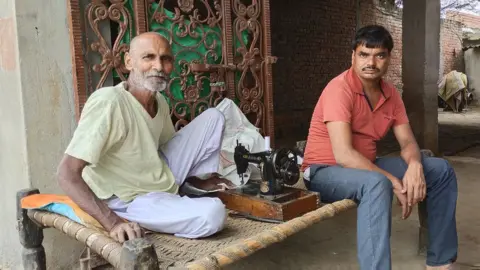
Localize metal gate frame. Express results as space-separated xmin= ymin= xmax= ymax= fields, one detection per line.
xmin=66 ymin=0 xmax=276 ymax=145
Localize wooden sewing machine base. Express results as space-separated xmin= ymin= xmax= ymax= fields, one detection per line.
xmin=215 ymin=181 xmax=320 ymax=222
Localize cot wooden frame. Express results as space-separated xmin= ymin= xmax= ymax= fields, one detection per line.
xmin=16 ymin=176 xmax=428 ymax=269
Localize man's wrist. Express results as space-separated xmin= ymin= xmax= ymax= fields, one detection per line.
xmin=103 ymin=211 xmax=124 ymax=231
xmin=408 ymin=159 xmax=423 ymax=169
xmin=384 ymin=173 xmax=402 ymax=190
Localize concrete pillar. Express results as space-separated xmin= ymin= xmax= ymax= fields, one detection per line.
xmin=0 ymin=1 xmax=30 ymax=266
xmin=402 ymin=0 xmax=441 ymax=154
xmin=0 ymin=0 xmax=82 ymax=268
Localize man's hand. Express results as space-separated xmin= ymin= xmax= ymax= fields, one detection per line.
xmin=393 ymin=123 xmax=425 ymax=207
xmin=394 ymin=188 xmax=413 ymax=219
xmin=109 ymin=221 xmax=144 ymax=243
xmin=390 ymin=176 xmax=412 ymax=219
xmin=402 ymin=161 xmax=426 ymax=206
xmin=187 ymin=175 xmax=236 ymax=191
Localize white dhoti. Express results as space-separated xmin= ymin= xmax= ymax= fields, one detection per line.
xmin=106 ymin=108 xmax=227 ymax=239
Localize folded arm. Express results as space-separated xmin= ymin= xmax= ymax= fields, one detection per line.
xmin=327 ymin=121 xmax=402 ymax=187
xmin=393 ymin=123 xmax=422 ymax=166
xmin=393 ymin=123 xmax=425 ymax=206
xmin=327 ymin=120 xmax=413 ymax=218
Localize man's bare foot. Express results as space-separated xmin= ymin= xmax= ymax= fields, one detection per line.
xmin=187 ymin=175 xmax=236 ymax=191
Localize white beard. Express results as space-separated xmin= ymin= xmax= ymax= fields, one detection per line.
xmin=144 ymin=78 xmax=167 ymax=92
xmin=130 ymin=70 xmax=168 ymax=92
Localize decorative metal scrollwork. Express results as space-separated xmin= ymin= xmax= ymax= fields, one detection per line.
xmin=232 ymin=0 xmax=265 ymax=129
xmin=147 ymin=0 xmax=228 ymax=130
xmin=70 ymin=0 xmax=275 ymax=138
xmin=178 ymin=0 xmax=195 ymax=13
xmin=85 ymin=0 xmax=133 ymax=94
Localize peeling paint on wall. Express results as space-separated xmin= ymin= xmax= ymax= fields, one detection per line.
xmin=0 ymin=17 xmax=16 ymax=71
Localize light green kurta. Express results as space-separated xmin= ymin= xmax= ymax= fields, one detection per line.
xmin=65 ymin=82 xmax=178 ymax=202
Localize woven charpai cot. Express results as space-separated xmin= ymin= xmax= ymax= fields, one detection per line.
xmin=28 ymin=199 xmax=356 ymax=269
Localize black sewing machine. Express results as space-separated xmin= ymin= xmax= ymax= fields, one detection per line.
xmin=233 ymin=140 xmax=300 ymax=197
xmin=214 ymin=138 xmax=319 ymax=222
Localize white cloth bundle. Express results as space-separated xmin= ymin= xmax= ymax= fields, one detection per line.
xmin=215 ymin=98 xmax=265 ymax=186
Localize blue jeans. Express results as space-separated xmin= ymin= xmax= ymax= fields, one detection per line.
xmin=306 ymin=155 xmax=458 ymax=270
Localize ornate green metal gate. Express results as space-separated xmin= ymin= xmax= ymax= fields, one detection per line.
xmin=67 ymin=0 xmax=276 ymax=141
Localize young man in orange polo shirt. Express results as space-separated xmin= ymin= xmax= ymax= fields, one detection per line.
xmin=302 ymin=25 xmax=458 ymax=270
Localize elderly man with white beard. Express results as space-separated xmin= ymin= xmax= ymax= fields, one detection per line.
xmin=57 ymin=32 xmax=234 ymax=243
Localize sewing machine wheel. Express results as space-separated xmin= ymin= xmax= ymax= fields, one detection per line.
xmin=272 ymin=148 xmax=300 ymax=186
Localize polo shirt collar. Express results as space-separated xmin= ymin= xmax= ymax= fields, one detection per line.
xmin=345 ymin=67 xmax=392 ymax=99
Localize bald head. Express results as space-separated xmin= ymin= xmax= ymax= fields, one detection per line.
xmin=128 ymin=32 xmax=171 ymax=57
xmin=125 ymin=32 xmax=174 ymax=92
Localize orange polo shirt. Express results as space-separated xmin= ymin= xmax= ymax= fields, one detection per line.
xmin=302 ymin=67 xmax=409 ymax=169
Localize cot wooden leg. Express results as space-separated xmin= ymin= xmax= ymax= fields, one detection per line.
xmin=418 ymin=201 xmax=428 ymax=256
xmin=17 ymin=188 xmax=47 ymax=270
xmin=119 ymin=238 xmax=160 ymax=270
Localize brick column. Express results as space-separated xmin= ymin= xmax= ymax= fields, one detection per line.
xmin=402 ymin=0 xmax=441 ymax=154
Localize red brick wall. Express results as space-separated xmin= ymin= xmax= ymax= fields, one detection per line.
xmin=440 ymin=19 xmax=464 ymax=74
xmin=271 ymin=0 xmax=356 ymax=146
xmin=441 ymin=11 xmax=480 ymax=74
xmin=446 ymin=10 xmax=480 ymax=30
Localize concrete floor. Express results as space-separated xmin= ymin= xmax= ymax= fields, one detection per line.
xmin=227 ymin=108 xmax=480 ymax=270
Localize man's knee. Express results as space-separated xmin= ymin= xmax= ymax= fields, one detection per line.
xmin=429 ymin=157 xmax=454 ymax=175
xmin=205 ymin=198 xmax=227 ymax=232
xmin=424 ymin=157 xmax=457 ymax=189
xmin=363 ymin=173 xmax=393 ymax=196
xmin=193 ymin=198 xmax=227 ymax=238
xmin=201 ymin=108 xmax=225 ymax=126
